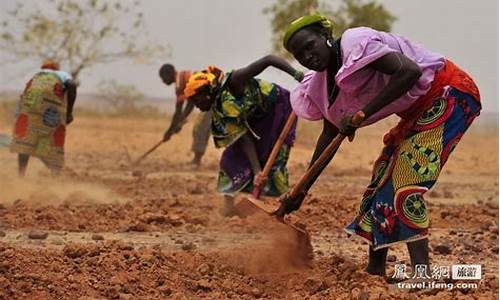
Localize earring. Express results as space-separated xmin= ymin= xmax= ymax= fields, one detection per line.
xmin=326 ymin=39 xmax=333 ymax=48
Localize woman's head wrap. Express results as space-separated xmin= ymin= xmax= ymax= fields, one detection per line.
xmin=184 ymin=66 xmax=224 ymax=98
xmin=41 ymin=59 xmax=60 ymax=71
xmin=283 ymin=14 xmax=333 ymax=50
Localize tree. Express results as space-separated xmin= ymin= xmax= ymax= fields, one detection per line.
xmin=97 ymin=79 xmax=161 ymax=117
xmin=97 ymin=79 xmax=144 ymax=113
xmin=0 ymin=0 xmax=169 ymax=80
xmin=264 ymin=0 xmax=396 ymax=58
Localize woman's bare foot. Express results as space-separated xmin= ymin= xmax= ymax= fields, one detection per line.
xmin=365 ymin=246 xmax=388 ymax=276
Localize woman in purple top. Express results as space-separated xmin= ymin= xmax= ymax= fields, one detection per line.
xmin=276 ymin=14 xmax=481 ymax=277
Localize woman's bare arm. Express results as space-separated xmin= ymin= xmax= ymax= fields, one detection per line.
xmin=229 ymin=55 xmax=302 ymax=96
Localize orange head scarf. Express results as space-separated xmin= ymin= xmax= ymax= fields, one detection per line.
xmin=184 ymin=66 xmax=224 ymax=98
xmin=41 ymin=59 xmax=60 ymax=71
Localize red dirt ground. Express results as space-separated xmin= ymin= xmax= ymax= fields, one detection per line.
xmin=0 ymin=115 xmax=498 ymax=299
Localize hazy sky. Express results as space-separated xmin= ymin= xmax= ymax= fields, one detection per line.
xmin=0 ymin=0 xmax=498 ymax=112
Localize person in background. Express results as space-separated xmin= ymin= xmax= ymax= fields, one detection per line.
xmin=158 ymin=63 xmax=212 ymax=167
xmin=10 ymin=59 xmax=78 ymax=176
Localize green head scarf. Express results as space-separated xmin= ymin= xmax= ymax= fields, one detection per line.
xmin=283 ymin=14 xmax=333 ymax=50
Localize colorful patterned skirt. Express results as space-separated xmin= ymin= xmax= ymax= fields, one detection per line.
xmin=345 ymin=87 xmax=481 ymax=250
xmin=217 ymin=86 xmax=297 ymax=197
xmin=10 ymin=72 xmax=67 ymax=170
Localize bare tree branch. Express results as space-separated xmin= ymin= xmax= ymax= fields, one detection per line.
xmin=0 ymin=0 xmax=169 ymax=82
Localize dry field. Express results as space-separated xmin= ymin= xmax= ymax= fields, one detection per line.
xmin=0 ymin=109 xmax=498 ymax=299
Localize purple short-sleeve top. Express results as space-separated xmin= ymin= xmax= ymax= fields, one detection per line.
xmin=290 ymin=27 xmax=446 ymax=128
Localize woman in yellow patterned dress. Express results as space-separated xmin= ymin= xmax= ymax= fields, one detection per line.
xmin=184 ymin=56 xmax=303 ymax=215
xmin=10 ymin=60 xmax=77 ymax=176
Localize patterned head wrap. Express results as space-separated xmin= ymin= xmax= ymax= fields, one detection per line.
xmin=184 ymin=66 xmax=224 ymax=98
xmin=283 ymin=14 xmax=333 ymax=50
xmin=41 ymin=59 xmax=60 ymax=71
